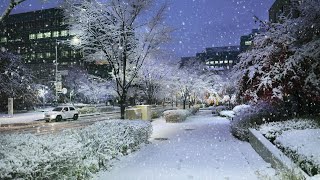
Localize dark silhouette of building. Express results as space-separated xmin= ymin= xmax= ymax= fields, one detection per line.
xmin=0 ymin=8 xmax=82 ymax=83
xmin=0 ymin=8 xmax=111 ymax=85
xmin=180 ymin=46 xmax=240 ymax=71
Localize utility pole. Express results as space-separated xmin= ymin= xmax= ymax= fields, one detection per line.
xmin=55 ymin=41 xmax=59 ymax=103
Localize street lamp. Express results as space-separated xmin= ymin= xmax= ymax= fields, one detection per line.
xmin=54 ymin=36 xmax=80 ymax=103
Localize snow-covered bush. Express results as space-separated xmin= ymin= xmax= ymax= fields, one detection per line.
xmin=163 ymin=109 xmax=191 ymax=123
xmin=211 ymin=106 xmax=228 ymax=115
xmin=275 ymin=129 xmax=320 ymax=176
xmin=259 ymin=119 xmax=319 ymax=142
xmin=219 ymin=110 xmax=235 ymax=119
xmin=78 ymin=106 xmax=98 ymax=114
xmin=232 ymin=104 xmax=251 ymax=115
xmin=230 ymin=101 xmax=285 ymax=141
xmin=0 ymin=120 xmax=152 ymax=179
xmin=189 ymin=105 xmax=200 ymax=115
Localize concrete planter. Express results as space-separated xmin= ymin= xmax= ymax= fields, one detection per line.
xmin=248 ymin=128 xmax=309 ymax=179
xmin=125 ymin=108 xmax=142 ymax=120
xmin=135 ymin=105 xmax=151 ymax=121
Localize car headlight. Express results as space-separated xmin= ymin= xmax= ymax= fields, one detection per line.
xmin=50 ymin=115 xmax=56 ymax=118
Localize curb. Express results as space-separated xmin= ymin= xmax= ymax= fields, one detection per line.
xmin=248 ymin=128 xmax=310 ymax=179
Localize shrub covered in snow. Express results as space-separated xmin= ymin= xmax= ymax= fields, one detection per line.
xmin=189 ymin=105 xmax=200 ymax=115
xmin=259 ymin=119 xmax=320 ymax=176
xmin=275 ymin=129 xmax=320 ymax=176
xmin=78 ymin=106 xmax=98 ymax=114
xmin=163 ymin=109 xmax=191 ymax=123
xmin=211 ymin=106 xmax=228 ymax=115
xmin=0 ymin=120 xmax=152 ymax=179
xmin=230 ymin=101 xmax=286 ymax=141
xmin=219 ymin=110 xmax=235 ymax=119
xmin=232 ymin=104 xmax=251 ymax=115
xmin=259 ymin=119 xmax=319 ymax=142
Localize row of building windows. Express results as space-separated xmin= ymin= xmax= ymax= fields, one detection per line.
xmin=29 ymin=30 xmax=69 ymax=40
xmin=22 ymin=50 xmax=79 ymax=60
xmin=0 ymin=30 xmax=70 ymax=43
xmin=206 ymin=60 xmax=234 ymax=65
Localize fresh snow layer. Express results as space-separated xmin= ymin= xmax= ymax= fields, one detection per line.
xmin=275 ymin=129 xmax=320 ymax=171
xmin=95 ymin=110 xmax=275 ymax=180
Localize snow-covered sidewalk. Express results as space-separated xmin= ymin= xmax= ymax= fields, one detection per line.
xmin=95 ymin=110 xmax=275 ymax=180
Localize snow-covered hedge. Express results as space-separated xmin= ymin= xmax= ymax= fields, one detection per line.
xmin=259 ymin=119 xmax=319 ymax=142
xmin=219 ymin=110 xmax=235 ymax=119
xmin=163 ymin=109 xmax=191 ymax=123
xmin=78 ymin=106 xmax=98 ymax=114
xmin=189 ymin=105 xmax=200 ymax=115
xmin=230 ymin=102 xmax=284 ymax=141
xmin=259 ymin=119 xmax=320 ymax=176
xmin=232 ymin=104 xmax=251 ymax=115
xmin=275 ymin=129 xmax=320 ymax=176
xmin=0 ymin=120 xmax=152 ymax=179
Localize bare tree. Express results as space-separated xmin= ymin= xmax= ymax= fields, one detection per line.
xmin=64 ymin=0 xmax=172 ymax=118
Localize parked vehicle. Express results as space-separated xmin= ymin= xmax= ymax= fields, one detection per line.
xmin=44 ymin=106 xmax=79 ymax=122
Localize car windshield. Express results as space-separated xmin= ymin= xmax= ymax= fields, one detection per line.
xmin=52 ymin=107 xmax=63 ymax=111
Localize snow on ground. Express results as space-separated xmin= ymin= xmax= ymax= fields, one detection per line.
xmin=95 ymin=110 xmax=275 ymax=180
xmin=0 ymin=111 xmax=46 ymax=125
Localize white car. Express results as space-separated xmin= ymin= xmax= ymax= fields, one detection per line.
xmin=44 ymin=106 xmax=79 ymax=122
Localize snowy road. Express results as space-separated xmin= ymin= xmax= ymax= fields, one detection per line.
xmin=95 ymin=110 xmax=275 ymax=180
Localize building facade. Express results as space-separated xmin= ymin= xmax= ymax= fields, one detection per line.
xmin=204 ymin=46 xmax=240 ymax=71
xmin=180 ymin=46 xmax=240 ymax=71
xmin=0 ymin=8 xmax=111 ymax=87
xmin=0 ymin=8 xmax=83 ymax=84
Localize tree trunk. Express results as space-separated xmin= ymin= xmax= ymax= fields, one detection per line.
xmin=120 ymin=103 xmax=125 ymax=119
xmin=183 ymin=99 xmax=186 ymax=109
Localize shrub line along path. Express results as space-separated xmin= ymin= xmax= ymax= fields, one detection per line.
xmin=95 ymin=110 xmax=275 ymax=180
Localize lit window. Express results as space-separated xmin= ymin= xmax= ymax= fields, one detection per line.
xmin=224 ymin=60 xmax=228 ymax=63
xmin=60 ymin=30 xmax=68 ymax=37
xmin=62 ymin=51 xmax=69 ymax=57
xmin=45 ymin=52 xmax=51 ymax=58
xmin=205 ymin=61 xmax=209 ymax=65
xmin=37 ymin=53 xmax=44 ymax=58
xmin=37 ymin=33 xmax=44 ymax=39
xmin=0 ymin=37 xmax=7 ymax=43
xmin=44 ymin=32 xmax=51 ymax=38
xmin=245 ymin=41 xmax=252 ymax=46
xmin=52 ymin=31 xmax=59 ymax=37
xmin=210 ymin=61 xmax=214 ymax=64
xmin=229 ymin=60 xmax=233 ymax=64
xmin=219 ymin=61 xmax=223 ymax=64
xmin=31 ymin=54 xmax=36 ymax=59
xmin=215 ymin=61 xmax=219 ymax=64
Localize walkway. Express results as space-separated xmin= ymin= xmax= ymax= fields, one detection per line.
xmin=95 ymin=110 xmax=275 ymax=180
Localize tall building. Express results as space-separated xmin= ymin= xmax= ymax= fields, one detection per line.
xmin=269 ymin=0 xmax=301 ymax=23
xmin=180 ymin=46 xmax=240 ymax=71
xmin=204 ymin=46 xmax=240 ymax=71
xmin=0 ymin=8 xmax=82 ymax=84
xmin=0 ymin=8 xmax=111 ymax=86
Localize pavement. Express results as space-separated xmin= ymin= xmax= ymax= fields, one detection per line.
xmin=95 ymin=110 xmax=276 ymax=180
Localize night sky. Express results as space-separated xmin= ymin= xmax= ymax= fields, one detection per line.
xmin=0 ymin=0 xmax=275 ymax=58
